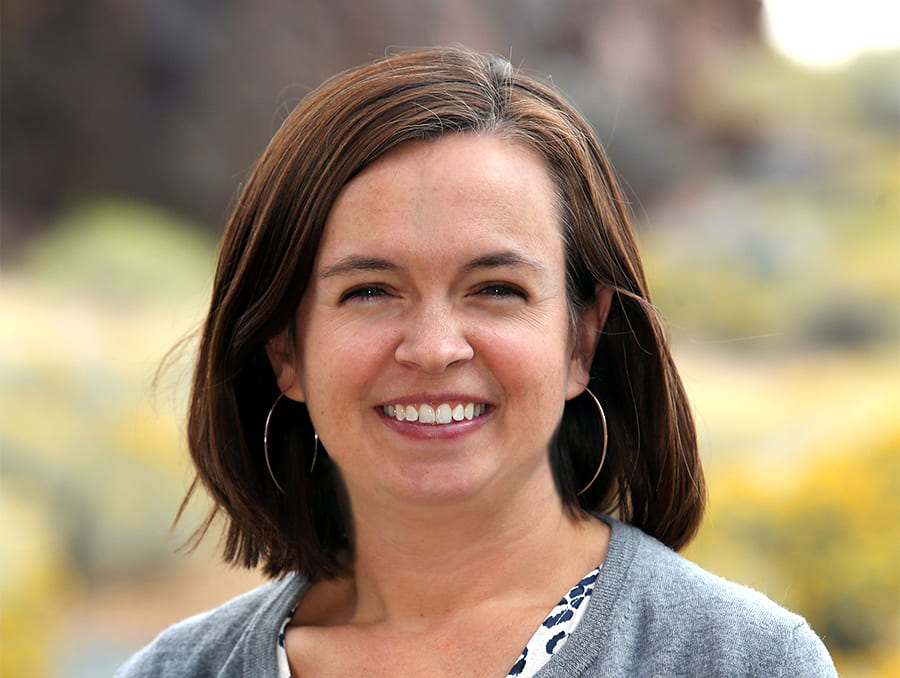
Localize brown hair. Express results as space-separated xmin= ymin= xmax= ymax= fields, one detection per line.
xmin=183 ymin=46 xmax=705 ymax=579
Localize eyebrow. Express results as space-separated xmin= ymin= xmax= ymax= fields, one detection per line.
xmin=462 ymin=251 xmax=545 ymax=273
xmin=319 ymin=256 xmax=399 ymax=279
xmin=318 ymin=250 xmax=545 ymax=279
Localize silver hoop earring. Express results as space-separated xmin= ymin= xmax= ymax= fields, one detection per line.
xmin=263 ymin=393 xmax=287 ymax=494
xmin=576 ymin=386 xmax=608 ymax=497
xmin=264 ymin=393 xmax=319 ymax=493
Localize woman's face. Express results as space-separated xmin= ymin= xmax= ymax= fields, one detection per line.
xmin=270 ymin=133 xmax=594 ymax=509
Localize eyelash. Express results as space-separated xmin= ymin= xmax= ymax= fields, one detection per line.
xmin=476 ymin=283 xmax=528 ymax=300
xmin=341 ymin=285 xmax=389 ymax=302
xmin=339 ymin=283 xmax=528 ymax=303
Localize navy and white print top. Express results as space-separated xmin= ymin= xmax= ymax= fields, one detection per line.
xmin=506 ymin=565 xmax=600 ymax=677
xmin=277 ymin=564 xmax=601 ymax=678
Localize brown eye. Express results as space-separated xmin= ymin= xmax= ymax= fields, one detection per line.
xmin=341 ymin=285 xmax=389 ymax=302
xmin=477 ymin=284 xmax=527 ymax=299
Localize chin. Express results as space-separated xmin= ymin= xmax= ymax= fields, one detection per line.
xmin=383 ymin=464 xmax=496 ymax=506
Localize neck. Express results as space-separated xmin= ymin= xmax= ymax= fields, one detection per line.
xmin=337 ymin=470 xmax=608 ymax=627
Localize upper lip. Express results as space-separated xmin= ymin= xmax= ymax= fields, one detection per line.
xmin=377 ymin=393 xmax=490 ymax=406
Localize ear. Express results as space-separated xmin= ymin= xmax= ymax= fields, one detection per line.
xmin=566 ymin=284 xmax=613 ymax=400
xmin=264 ymin=331 xmax=306 ymax=402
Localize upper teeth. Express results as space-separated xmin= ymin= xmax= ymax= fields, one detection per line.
xmin=383 ymin=402 xmax=485 ymax=424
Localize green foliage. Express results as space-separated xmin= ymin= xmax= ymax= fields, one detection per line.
xmin=1 ymin=197 xmax=220 ymax=674
xmin=642 ymin=51 xmax=899 ymax=352
xmin=2 ymin=205 xmax=215 ymax=569
xmin=688 ymin=419 xmax=900 ymax=675
xmin=17 ymin=198 xmax=216 ymax=302
xmin=0 ymin=486 xmax=67 ymax=678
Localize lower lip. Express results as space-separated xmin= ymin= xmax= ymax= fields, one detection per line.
xmin=376 ymin=406 xmax=493 ymax=440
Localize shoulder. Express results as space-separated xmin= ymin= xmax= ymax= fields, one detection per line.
xmin=626 ymin=521 xmax=792 ymax=618
xmin=625 ymin=524 xmax=808 ymax=631
xmin=115 ymin=574 xmax=306 ymax=678
xmin=572 ymin=518 xmax=837 ymax=676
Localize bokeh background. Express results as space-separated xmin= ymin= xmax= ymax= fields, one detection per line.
xmin=2 ymin=1 xmax=898 ymax=676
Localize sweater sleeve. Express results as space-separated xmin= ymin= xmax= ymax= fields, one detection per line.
xmin=114 ymin=576 xmax=305 ymax=678
xmin=778 ymin=620 xmax=839 ymax=678
xmin=113 ymin=607 xmax=246 ymax=678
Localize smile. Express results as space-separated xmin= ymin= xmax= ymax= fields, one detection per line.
xmin=383 ymin=402 xmax=487 ymax=424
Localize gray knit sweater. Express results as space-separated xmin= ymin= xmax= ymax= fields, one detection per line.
xmin=116 ymin=518 xmax=837 ymax=677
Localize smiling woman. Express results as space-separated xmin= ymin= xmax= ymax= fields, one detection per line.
xmin=115 ymin=46 xmax=837 ymax=677
xmin=266 ymin=135 xmax=583 ymax=509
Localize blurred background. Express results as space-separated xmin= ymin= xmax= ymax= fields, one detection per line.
xmin=1 ymin=1 xmax=897 ymax=675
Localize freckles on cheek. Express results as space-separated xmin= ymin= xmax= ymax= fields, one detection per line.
xmin=310 ymin=322 xmax=397 ymax=388
xmin=486 ymin=341 xmax=567 ymax=412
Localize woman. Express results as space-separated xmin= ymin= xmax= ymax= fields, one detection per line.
xmin=117 ymin=47 xmax=836 ymax=677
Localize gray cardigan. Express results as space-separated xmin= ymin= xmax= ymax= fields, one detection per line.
xmin=116 ymin=518 xmax=837 ymax=676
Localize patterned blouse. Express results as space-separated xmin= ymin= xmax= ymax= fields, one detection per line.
xmin=277 ymin=564 xmax=601 ymax=678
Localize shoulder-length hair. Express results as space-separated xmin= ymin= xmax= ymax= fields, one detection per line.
xmin=183 ymin=46 xmax=705 ymax=580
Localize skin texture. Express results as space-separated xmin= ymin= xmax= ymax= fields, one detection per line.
xmin=267 ymin=133 xmax=612 ymax=677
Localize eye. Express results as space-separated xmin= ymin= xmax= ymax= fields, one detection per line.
xmin=476 ymin=283 xmax=528 ymax=300
xmin=341 ymin=285 xmax=390 ymax=302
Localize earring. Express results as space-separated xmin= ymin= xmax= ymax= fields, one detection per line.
xmin=576 ymin=386 xmax=608 ymax=497
xmin=264 ymin=393 xmax=320 ymax=493
xmin=263 ymin=393 xmax=287 ymax=494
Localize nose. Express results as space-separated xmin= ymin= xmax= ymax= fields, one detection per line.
xmin=394 ymin=303 xmax=474 ymax=373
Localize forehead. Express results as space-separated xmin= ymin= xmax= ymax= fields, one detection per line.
xmin=318 ymin=133 xmax=563 ymax=265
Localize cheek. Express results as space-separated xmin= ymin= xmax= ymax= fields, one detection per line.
xmin=299 ymin=318 xmax=398 ymax=408
xmin=475 ymin=323 xmax=572 ymax=403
